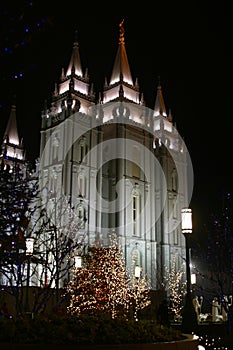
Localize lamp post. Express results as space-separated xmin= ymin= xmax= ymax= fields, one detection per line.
xmin=181 ymin=208 xmax=198 ymax=333
xmin=54 ymin=224 xmax=60 ymax=304
xmin=134 ymin=265 xmax=140 ymax=321
xmin=25 ymin=238 xmax=34 ymax=312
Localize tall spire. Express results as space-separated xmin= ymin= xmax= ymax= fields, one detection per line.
xmin=66 ymin=31 xmax=83 ymax=77
xmin=0 ymin=103 xmax=25 ymax=166
xmin=109 ymin=19 xmax=133 ymax=86
xmin=4 ymin=104 xmax=20 ymax=145
xmin=153 ymin=79 xmax=167 ymax=117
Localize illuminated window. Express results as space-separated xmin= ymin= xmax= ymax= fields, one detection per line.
xmin=132 ymin=190 xmax=140 ymax=236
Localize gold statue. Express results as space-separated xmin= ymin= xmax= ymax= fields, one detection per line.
xmin=119 ymin=19 xmax=125 ymax=44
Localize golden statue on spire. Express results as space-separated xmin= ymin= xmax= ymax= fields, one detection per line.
xmin=119 ymin=19 xmax=125 ymax=44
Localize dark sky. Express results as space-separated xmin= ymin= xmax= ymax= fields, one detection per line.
xmin=0 ymin=1 xmax=232 ymax=234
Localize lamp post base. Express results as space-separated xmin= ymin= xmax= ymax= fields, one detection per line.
xmin=181 ymin=293 xmax=198 ymax=334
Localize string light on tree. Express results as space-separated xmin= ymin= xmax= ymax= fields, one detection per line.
xmin=66 ymin=232 xmax=151 ymax=320
xmin=66 ymin=233 xmax=132 ymax=319
xmin=162 ymin=255 xmax=186 ymax=320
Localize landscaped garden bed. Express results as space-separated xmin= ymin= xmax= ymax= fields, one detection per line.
xmin=0 ymin=316 xmax=199 ymax=349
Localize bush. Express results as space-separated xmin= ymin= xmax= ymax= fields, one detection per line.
xmin=0 ymin=315 xmax=185 ymax=345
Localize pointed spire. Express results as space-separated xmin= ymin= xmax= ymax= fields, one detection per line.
xmin=60 ymin=68 xmax=65 ymax=80
xmin=84 ymin=68 xmax=89 ymax=80
xmin=168 ymin=108 xmax=173 ymax=122
xmin=66 ymin=31 xmax=83 ymax=77
xmin=140 ymin=92 xmax=145 ymax=106
xmin=104 ymin=77 xmax=108 ymax=88
xmin=153 ymin=78 xmax=167 ymax=117
xmin=90 ymin=83 xmax=94 ymax=96
xmin=53 ymin=83 xmax=58 ymax=96
xmin=4 ymin=104 xmax=20 ymax=145
xmin=1 ymin=101 xmax=25 ymax=165
xmin=110 ymin=19 xmax=133 ymax=86
xmin=98 ymin=92 xmax=102 ymax=104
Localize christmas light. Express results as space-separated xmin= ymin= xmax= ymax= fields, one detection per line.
xmin=65 ymin=233 xmax=151 ymax=320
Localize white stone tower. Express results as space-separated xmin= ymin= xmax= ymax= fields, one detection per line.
xmin=38 ymin=21 xmax=193 ymax=290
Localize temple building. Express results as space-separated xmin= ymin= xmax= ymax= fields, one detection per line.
xmin=1 ymin=21 xmax=193 ymax=290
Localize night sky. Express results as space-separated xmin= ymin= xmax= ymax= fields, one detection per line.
xmin=0 ymin=1 xmax=232 ymax=235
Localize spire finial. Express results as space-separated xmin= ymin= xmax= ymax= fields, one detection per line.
xmin=157 ymin=75 xmax=161 ymax=87
xmin=74 ymin=30 xmax=78 ymax=42
xmin=119 ymin=19 xmax=125 ymax=44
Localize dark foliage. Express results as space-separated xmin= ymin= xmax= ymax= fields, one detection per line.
xmin=0 ymin=315 xmax=185 ymax=345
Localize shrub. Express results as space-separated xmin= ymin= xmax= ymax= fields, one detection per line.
xmin=0 ymin=315 xmax=185 ymax=345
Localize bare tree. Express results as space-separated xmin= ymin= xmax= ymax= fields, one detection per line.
xmin=0 ymin=164 xmax=86 ymax=318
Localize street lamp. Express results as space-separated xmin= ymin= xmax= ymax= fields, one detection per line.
xmin=181 ymin=208 xmax=198 ymax=333
xmin=74 ymin=255 xmax=82 ymax=268
xmin=191 ymin=273 xmax=196 ymax=285
xmin=25 ymin=238 xmax=34 ymax=312
xmin=134 ymin=265 xmax=140 ymax=321
xmin=181 ymin=208 xmax=192 ymax=296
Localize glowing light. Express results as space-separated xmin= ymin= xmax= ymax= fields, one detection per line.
xmin=65 ymin=233 xmax=151 ymax=320
xmin=135 ymin=265 xmax=141 ymax=278
xmin=74 ymin=256 xmax=82 ymax=268
xmin=191 ymin=273 xmax=196 ymax=284
xmin=26 ymin=238 xmax=34 ymax=255
xmin=181 ymin=208 xmax=192 ymax=234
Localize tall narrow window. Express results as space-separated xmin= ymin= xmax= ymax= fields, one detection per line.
xmin=173 ymin=229 xmax=178 ymax=245
xmin=132 ymin=146 xmax=140 ymax=178
xmin=132 ymin=247 xmax=141 ymax=267
xmin=78 ymin=175 xmax=85 ymax=197
xmin=80 ymin=145 xmax=84 ymax=162
xmin=77 ymin=205 xmax=85 ymax=229
xmin=78 ymin=137 xmax=87 ymax=163
xmin=52 ymin=134 xmax=59 ymax=160
xmin=133 ymin=195 xmax=136 ymax=235
xmin=132 ymin=190 xmax=140 ymax=236
xmin=173 ymin=199 xmax=177 ymax=219
xmin=51 ymin=169 xmax=57 ymax=193
xmin=172 ymin=169 xmax=177 ymax=192
xmin=78 ymin=208 xmax=82 ymax=219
